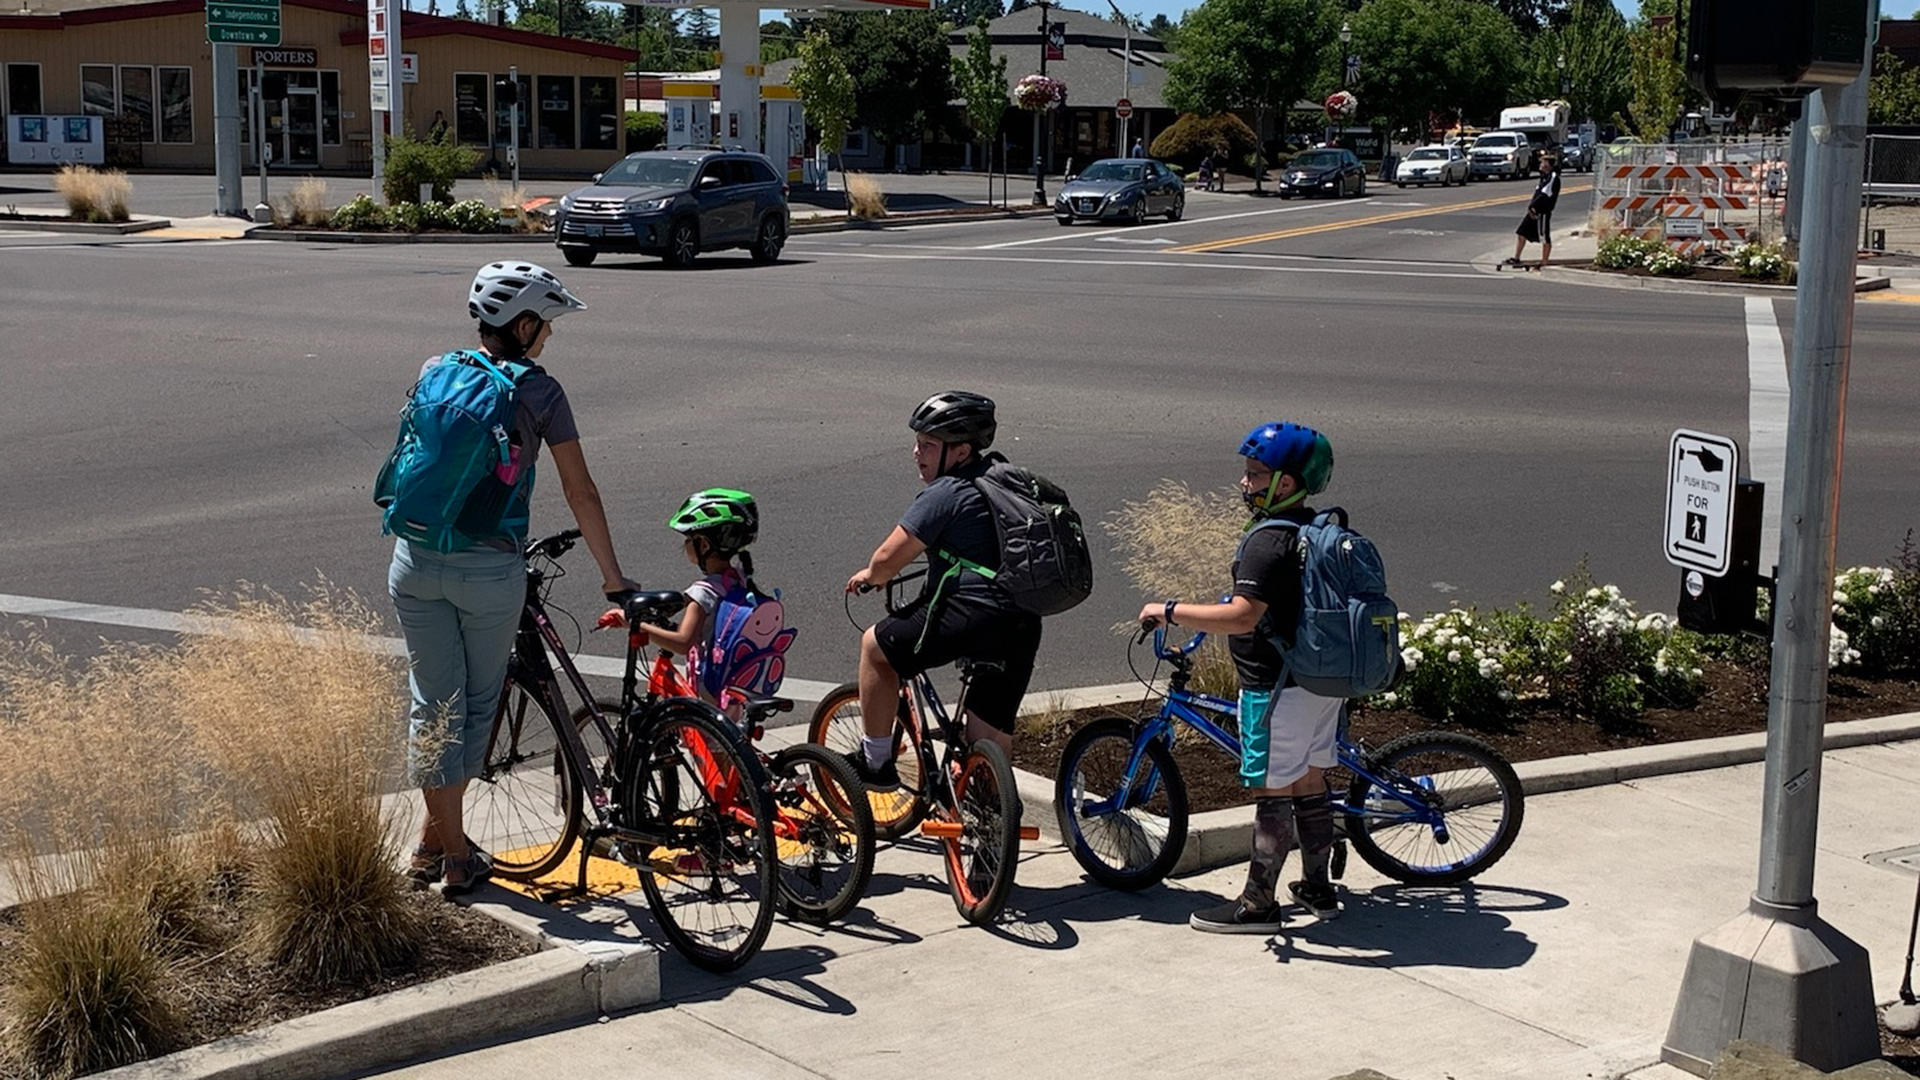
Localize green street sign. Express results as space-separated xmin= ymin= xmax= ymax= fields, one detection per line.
xmin=207 ymin=0 xmax=280 ymax=46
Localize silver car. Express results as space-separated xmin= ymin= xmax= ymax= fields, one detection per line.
xmin=1394 ymin=144 xmax=1470 ymax=187
xmin=1054 ymin=159 xmax=1185 ymax=225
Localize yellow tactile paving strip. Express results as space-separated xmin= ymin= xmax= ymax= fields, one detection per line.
xmin=489 ymin=842 xmax=640 ymax=902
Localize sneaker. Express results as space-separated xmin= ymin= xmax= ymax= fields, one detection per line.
xmin=1288 ymin=880 xmax=1341 ymax=923
xmin=1189 ymin=896 xmax=1284 ymax=935
xmin=840 ymin=749 xmax=901 ymax=791
xmin=440 ymin=849 xmax=493 ymax=898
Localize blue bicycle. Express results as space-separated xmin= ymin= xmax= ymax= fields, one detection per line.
xmin=1053 ymin=627 xmax=1525 ymax=891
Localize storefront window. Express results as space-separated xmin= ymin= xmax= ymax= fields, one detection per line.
xmin=579 ymin=76 xmax=617 ymax=151
xmin=159 ymin=67 xmax=191 ymax=144
xmin=320 ymin=70 xmax=339 ymax=144
xmin=118 ymin=66 xmax=154 ymax=141
xmin=81 ymin=65 xmax=115 ymax=116
xmin=6 ymin=64 xmax=43 ymax=115
xmin=536 ymin=75 xmax=573 ymax=150
xmin=493 ymin=73 xmax=531 ymax=148
xmin=454 ymin=72 xmax=488 ymax=145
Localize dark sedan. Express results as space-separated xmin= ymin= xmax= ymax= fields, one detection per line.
xmin=1054 ymin=159 xmax=1185 ymax=225
xmin=1277 ymin=148 xmax=1368 ymax=199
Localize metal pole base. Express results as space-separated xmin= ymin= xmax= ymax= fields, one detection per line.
xmin=251 ymin=202 xmax=274 ymax=224
xmin=1662 ymin=896 xmax=1878 ymax=1076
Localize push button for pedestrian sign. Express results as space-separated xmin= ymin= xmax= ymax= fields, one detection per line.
xmin=1664 ymin=428 xmax=1741 ymax=577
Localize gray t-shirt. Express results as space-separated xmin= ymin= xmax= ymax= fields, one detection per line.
xmin=421 ymin=351 xmax=578 ymax=551
xmin=898 ymin=458 xmax=1009 ymax=609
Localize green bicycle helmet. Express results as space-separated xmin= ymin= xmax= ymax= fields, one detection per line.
xmin=667 ymin=488 xmax=759 ymax=553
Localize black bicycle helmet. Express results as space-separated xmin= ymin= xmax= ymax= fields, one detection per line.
xmin=908 ymin=391 xmax=997 ymax=449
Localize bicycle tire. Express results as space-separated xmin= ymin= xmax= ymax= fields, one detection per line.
xmin=943 ymin=738 xmax=1022 ymax=925
xmin=466 ymin=673 xmax=581 ymax=881
xmin=1053 ymin=715 xmax=1189 ymax=891
xmin=623 ymin=698 xmax=777 ymax=972
xmin=1344 ymin=730 xmax=1525 ymax=885
xmin=806 ymin=681 xmax=930 ymax=841
xmin=767 ymin=743 xmax=877 ymax=925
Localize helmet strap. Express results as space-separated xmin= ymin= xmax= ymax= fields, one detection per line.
xmin=1249 ymin=473 xmax=1306 ymax=520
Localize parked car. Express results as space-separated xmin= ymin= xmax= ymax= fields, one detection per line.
xmin=1468 ymin=131 xmax=1533 ymax=180
xmin=553 ymin=148 xmax=790 ymax=268
xmin=1055 ymin=158 xmax=1185 ymax=225
xmin=1277 ymin=148 xmax=1368 ymax=199
xmin=1394 ymin=144 xmax=1470 ymax=187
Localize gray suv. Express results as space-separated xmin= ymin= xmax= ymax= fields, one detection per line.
xmin=555 ymin=149 xmax=790 ymax=268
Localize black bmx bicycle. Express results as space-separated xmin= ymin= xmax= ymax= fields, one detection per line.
xmin=462 ymin=529 xmax=780 ymax=972
xmin=807 ymin=567 xmax=1039 ymax=925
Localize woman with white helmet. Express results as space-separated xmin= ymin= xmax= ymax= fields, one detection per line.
xmin=387 ymin=260 xmax=638 ymax=896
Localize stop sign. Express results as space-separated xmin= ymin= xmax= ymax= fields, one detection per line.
xmin=1115 ymin=98 xmax=1133 ymax=119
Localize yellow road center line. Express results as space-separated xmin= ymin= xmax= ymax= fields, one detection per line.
xmin=1170 ymin=184 xmax=1594 ymax=254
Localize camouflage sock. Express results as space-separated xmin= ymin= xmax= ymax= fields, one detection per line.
xmin=1242 ymin=796 xmax=1296 ymax=909
xmin=1293 ymin=789 xmax=1336 ymax=888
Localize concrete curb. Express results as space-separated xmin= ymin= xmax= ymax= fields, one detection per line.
xmin=95 ymin=885 xmax=659 ymax=1080
xmin=1017 ymin=710 xmax=1920 ymax=877
xmin=788 ymin=205 xmax=1041 ymax=235
xmin=1544 ymin=264 xmax=1890 ymax=296
xmin=0 ymin=215 xmax=171 ymax=234
xmin=253 ymin=228 xmax=552 ymax=244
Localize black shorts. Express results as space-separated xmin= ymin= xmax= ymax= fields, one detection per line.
xmin=1517 ymin=210 xmax=1550 ymax=244
xmin=872 ymin=594 xmax=1043 ymax=733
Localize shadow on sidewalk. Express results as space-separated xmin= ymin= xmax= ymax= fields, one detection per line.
xmin=1261 ymin=882 xmax=1564 ymax=971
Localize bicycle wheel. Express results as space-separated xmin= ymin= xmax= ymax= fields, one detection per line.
xmin=623 ymin=699 xmax=777 ymax=972
xmin=466 ymin=673 xmax=581 ymax=881
xmin=1054 ymin=716 xmax=1188 ymax=891
xmin=1344 ymin=730 xmax=1525 ymax=885
xmin=943 ymin=738 xmax=1021 ymax=925
xmin=767 ymin=743 xmax=877 ymax=925
xmin=807 ymin=681 xmax=929 ymax=840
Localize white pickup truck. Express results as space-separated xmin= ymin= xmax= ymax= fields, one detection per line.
xmin=1468 ymin=131 xmax=1534 ymax=180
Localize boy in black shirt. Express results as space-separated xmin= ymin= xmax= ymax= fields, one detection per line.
xmin=1508 ymin=151 xmax=1561 ymax=268
xmin=1139 ymin=422 xmax=1344 ymax=933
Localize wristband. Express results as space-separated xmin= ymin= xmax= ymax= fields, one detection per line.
xmin=1163 ymin=599 xmax=1178 ymax=627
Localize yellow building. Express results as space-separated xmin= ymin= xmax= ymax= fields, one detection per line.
xmin=1 ymin=0 xmax=630 ymax=172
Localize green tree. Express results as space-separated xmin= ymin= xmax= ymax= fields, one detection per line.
xmin=1623 ymin=3 xmax=1685 ymax=139
xmin=1348 ymin=0 xmax=1523 ymax=139
xmin=1164 ymin=0 xmax=1338 ymax=191
xmin=953 ymin=16 xmax=1011 ymax=202
xmin=1146 ymin=12 xmax=1180 ymax=48
xmin=790 ymin=26 xmax=858 ymax=200
xmin=760 ymin=19 xmax=800 ymax=64
xmin=511 ymin=0 xmax=618 ymax=41
xmin=680 ymin=8 xmax=716 ymax=56
xmin=1870 ymin=48 xmax=1920 ymax=125
xmin=1559 ymin=0 xmax=1630 ymax=124
xmin=813 ymin=11 xmax=954 ymax=166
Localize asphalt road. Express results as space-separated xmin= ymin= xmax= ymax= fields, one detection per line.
xmin=4 ymin=176 xmax=1917 ymax=695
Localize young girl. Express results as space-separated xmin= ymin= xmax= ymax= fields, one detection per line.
xmin=629 ymin=488 xmax=762 ymax=713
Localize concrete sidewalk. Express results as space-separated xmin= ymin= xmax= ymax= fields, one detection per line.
xmin=356 ymin=737 xmax=1920 ymax=1080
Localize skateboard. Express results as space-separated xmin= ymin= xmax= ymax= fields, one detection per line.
xmin=1496 ymin=260 xmax=1543 ymax=272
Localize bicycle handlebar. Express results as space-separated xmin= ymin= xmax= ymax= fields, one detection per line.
xmin=525 ymin=528 xmax=583 ymax=561
xmin=1138 ymin=623 xmax=1208 ymax=661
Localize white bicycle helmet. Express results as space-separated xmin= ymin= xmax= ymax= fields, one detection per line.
xmin=467 ymin=261 xmax=586 ymax=326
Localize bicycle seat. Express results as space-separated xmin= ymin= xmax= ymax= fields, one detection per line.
xmin=955 ymin=657 xmax=1005 ymax=678
xmin=621 ymin=590 xmax=687 ymax=623
xmin=736 ymin=692 xmax=793 ymax=725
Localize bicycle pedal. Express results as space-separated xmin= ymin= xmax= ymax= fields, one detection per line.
xmin=919 ymin=820 xmax=964 ymax=840
xmin=1017 ymin=824 xmax=1040 ymax=842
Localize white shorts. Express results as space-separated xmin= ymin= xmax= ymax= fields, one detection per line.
xmin=1239 ymin=686 xmax=1343 ymax=789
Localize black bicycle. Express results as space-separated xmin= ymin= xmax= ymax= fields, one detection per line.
xmin=463 ymin=529 xmax=779 ymax=972
xmin=807 ymin=566 xmax=1037 ymax=925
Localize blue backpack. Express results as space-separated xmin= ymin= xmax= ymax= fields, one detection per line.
xmin=374 ymin=350 xmax=537 ymax=553
xmin=1237 ymin=508 xmax=1402 ymax=699
xmin=694 ymin=569 xmax=798 ymax=702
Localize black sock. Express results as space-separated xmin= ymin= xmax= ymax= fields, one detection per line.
xmin=1294 ymin=789 xmax=1336 ymax=888
xmin=1243 ymin=796 xmax=1296 ymax=909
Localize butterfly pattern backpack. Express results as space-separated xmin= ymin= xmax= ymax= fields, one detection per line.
xmin=693 ymin=569 xmax=798 ymax=702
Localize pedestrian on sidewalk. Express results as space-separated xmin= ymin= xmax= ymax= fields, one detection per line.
xmin=1138 ymin=422 xmax=1344 ymax=934
xmin=1131 ymin=138 xmax=1145 ymax=158
xmin=378 ymin=261 xmax=639 ymax=897
xmin=1509 ymin=151 xmax=1561 ymax=268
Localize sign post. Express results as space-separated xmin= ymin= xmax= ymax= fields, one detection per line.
xmin=367 ymin=0 xmax=399 ymax=197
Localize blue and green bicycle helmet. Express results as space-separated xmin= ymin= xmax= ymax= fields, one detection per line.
xmin=1239 ymin=422 xmax=1333 ymax=515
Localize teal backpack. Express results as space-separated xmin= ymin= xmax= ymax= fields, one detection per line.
xmin=374 ymin=350 xmax=537 ymax=553
xmin=1238 ymin=508 xmax=1402 ymax=699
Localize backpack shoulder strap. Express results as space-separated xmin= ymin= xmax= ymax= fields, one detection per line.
xmin=1311 ymin=507 xmax=1349 ymax=530
xmin=1234 ymin=516 xmax=1302 ymax=561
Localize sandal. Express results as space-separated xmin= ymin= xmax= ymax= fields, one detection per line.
xmin=407 ymin=845 xmax=443 ymax=889
xmin=440 ymin=849 xmax=493 ymax=898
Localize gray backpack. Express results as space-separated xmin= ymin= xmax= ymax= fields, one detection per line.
xmin=1238 ymin=508 xmax=1402 ymax=698
xmin=944 ymin=454 xmax=1094 ymax=617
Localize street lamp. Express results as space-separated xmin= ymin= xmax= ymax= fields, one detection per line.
xmin=1340 ymin=21 xmax=1354 ymax=87
xmin=1557 ymin=50 xmax=1569 ymax=100
xmin=1032 ymin=0 xmax=1053 ymax=207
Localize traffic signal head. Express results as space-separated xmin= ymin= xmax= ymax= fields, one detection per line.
xmin=1686 ymin=0 xmax=1870 ymax=106
xmin=494 ymin=78 xmax=519 ymax=106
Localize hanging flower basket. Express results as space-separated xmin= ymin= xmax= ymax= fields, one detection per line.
xmin=1324 ymin=91 xmax=1359 ymax=121
xmin=1015 ymin=74 xmax=1068 ymax=112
